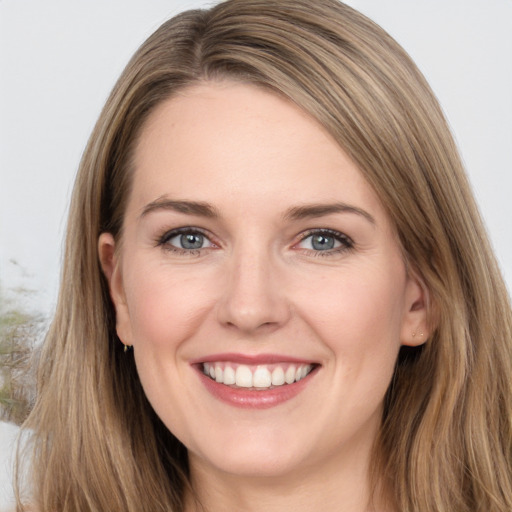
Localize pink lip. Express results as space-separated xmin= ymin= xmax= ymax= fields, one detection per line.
xmin=190 ymin=352 xmax=316 ymax=365
xmin=192 ymin=354 xmax=319 ymax=409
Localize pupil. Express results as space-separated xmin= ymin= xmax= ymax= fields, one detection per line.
xmin=181 ymin=233 xmax=203 ymax=249
xmin=312 ymin=234 xmax=334 ymax=250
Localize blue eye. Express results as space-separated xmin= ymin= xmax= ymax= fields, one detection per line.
xmin=174 ymin=233 xmax=206 ymax=250
xmin=297 ymin=230 xmax=353 ymax=254
xmin=309 ymin=234 xmax=337 ymax=250
xmin=159 ymin=229 xmax=213 ymax=252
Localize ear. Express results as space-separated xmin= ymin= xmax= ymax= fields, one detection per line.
xmin=98 ymin=233 xmax=133 ymax=347
xmin=400 ymin=270 xmax=432 ymax=347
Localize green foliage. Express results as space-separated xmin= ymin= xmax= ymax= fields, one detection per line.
xmin=0 ymin=294 xmax=41 ymax=425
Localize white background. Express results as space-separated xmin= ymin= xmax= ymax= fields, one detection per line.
xmin=0 ymin=0 xmax=511 ymax=507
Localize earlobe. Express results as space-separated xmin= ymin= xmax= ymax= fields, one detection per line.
xmin=400 ymin=271 xmax=432 ymax=347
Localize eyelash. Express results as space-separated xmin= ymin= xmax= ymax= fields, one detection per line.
xmin=155 ymin=227 xmax=354 ymax=257
xmin=295 ymin=229 xmax=354 ymax=257
xmin=156 ymin=227 xmax=215 ymax=256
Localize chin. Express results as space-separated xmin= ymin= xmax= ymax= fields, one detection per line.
xmin=188 ymin=433 xmax=311 ymax=480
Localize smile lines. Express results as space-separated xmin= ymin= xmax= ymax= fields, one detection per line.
xmin=202 ymin=362 xmax=314 ymax=389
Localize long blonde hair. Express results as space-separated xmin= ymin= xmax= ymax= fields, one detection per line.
xmin=19 ymin=1 xmax=512 ymax=510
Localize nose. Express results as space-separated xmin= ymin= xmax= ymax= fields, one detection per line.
xmin=216 ymin=247 xmax=291 ymax=335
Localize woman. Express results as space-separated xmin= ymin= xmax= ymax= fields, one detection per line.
xmin=18 ymin=0 xmax=512 ymax=510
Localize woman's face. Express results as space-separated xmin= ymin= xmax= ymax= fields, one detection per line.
xmin=100 ymin=82 xmax=427 ymax=481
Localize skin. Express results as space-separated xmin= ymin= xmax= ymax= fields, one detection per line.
xmin=99 ymin=82 xmax=429 ymax=512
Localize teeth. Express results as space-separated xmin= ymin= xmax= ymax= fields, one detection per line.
xmin=202 ymin=362 xmax=314 ymax=389
xmin=285 ymin=366 xmax=296 ymax=384
xmin=253 ymin=366 xmax=272 ymax=388
xmin=223 ymin=365 xmax=236 ymax=385
xmin=271 ymin=367 xmax=285 ymax=386
xmin=235 ymin=365 xmax=253 ymax=388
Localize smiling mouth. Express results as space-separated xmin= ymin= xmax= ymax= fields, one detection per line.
xmin=202 ymin=362 xmax=316 ymax=390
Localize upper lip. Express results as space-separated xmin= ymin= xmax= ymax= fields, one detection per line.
xmin=190 ymin=353 xmax=319 ymax=365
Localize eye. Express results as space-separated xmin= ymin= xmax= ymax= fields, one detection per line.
xmin=296 ymin=229 xmax=353 ymax=254
xmin=158 ymin=228 xmax=214 ymax=252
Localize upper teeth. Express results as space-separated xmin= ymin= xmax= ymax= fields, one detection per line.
xmin=202 ymin=362 xmax=313 ymax=389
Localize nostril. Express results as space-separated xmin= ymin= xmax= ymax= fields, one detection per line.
xmin=215 ymin=257 xmax=291 ymax=331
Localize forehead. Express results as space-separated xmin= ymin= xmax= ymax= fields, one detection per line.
xmin=129 ymin=81 xmax=383 ymax=219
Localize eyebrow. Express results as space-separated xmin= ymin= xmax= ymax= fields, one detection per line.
xmin=140 ymin=197 xmax=219 ymax=219
xmin=283 ymin=202 xmax=375 ymax=224
xmin=140 ymin=197 xmax=375 ymax=225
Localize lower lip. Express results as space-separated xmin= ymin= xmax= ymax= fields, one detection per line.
xmin=196 ymin=368 xmax=317 ymax=409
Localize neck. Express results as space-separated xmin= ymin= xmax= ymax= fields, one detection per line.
xmin=185 ymin=438 xmax=390 ymax=512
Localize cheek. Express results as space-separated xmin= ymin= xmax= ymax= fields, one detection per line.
xmin=123 ymin=261 xmax=216 ymax=350
xmin=295 ymin=264 xmax=406 ymax=361
xmin=121 ymin=263 xmax=218 ymax=432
